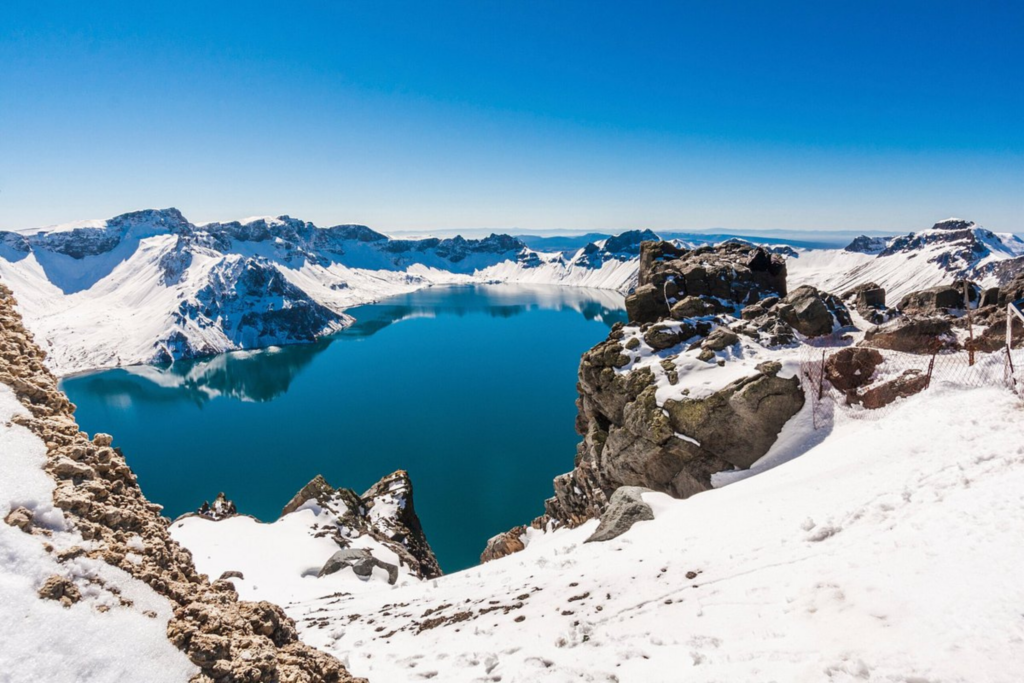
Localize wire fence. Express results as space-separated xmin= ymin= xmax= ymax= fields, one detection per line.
xmin=800 ymin=333 xmax=1024 ymax=430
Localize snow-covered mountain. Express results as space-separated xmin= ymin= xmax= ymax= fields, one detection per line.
xmin=3 ymin=210 xmax=1021 ymax=377
xmin=789 ymin=218 xmax=1024 ymax=303
xmin=0 ymin=209 xmax=649 ymax=375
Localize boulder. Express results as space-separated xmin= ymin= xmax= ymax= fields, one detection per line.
xmin=778 ymin=286 xmax=835 ymax=337
xmin=856 ymin=287 xmax=886 ymax=311
xmin=585 ymin=487 xmax=655 ymax=543
xmin=898 ymin=285 xmax=963 ymax=315
xmin=669 ymin=296 xmax=713 ymax=319
xmin=625 ymin=283 xmax=666 ymax=324
xmin=644 ymin=322 xmax=696 ymax=351
xmin=701 ymin=327 xmax=739 ymax=353
xmin=318 ymin=548 xmax=399 ymax=585
xmin=663 ymin=370 xmax=805 ymax=470
xmin=859 ymin=370 xmax=930 ymax=409
xmin=862 ymin=316 xmax=957 ymax=354
xmin=824 ymin=347 xmax=883 ymax=393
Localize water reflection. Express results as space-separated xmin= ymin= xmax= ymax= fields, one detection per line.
xmin=62 ymin=284 xmax=626 ymax=405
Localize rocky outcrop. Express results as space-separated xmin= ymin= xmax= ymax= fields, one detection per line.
xmin=0 ymin=283 xmax=362 ymax=683
xmin=196 ymin=492 xmax=237 ymax=521
xmin=625 ymin=241 xmax=787 ymax=325
xmin=282 ymin=471 xmax=442 ymax=579
xmin=483 ymin=242 xmax=807 ymax=561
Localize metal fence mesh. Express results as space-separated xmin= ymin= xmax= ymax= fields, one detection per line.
xmin=800 ymin=335 xmax=1024 ymax=430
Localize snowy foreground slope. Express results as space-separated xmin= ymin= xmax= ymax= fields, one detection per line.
xmin=0 ymin=384 xmax=198 ymax=682
xmin=175 ymin=385 xmax=1024 ymax=682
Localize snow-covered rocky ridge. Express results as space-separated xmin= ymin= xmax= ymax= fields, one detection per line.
xmin=0 ymin=209 xmax=650 ymax=375
xmin=789 ymin=218 xmax=1024 ymax=303
xmin=0 ymin=283 xmax=358 ymax=683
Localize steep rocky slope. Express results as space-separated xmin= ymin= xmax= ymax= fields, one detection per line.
xmin=0 ymin=283 xmax=361 ymax=683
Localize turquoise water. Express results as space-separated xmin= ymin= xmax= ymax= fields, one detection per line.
xmin=61 ymin=284 xmax=626 ymax=573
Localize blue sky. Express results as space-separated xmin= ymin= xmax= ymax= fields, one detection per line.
xmin=1 ymin=1 xmax=1021 ymax=233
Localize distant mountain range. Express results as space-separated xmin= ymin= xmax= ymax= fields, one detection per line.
xmin=1 ymin=210 xmax=1021 ymax=375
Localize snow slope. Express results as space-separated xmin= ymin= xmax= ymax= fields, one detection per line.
xmin=789 ymin=218 xmax=1024 ymax=303
xmin=173 ymin=384 xmax=1024 ymax=682
xmin=0 ymin=385 xmax=198 ymax=683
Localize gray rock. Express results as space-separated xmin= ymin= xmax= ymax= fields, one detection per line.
xmin=643 ymin=323 xmax=696 ymax=351
xmin=318 ymin=548 xmax=399 ymax=585
xmin=669 ymin=296 xmax=712 ymax=319
xmin=585 ymin=486 xmax=655 ymax=543
xmin=779 ymin=285 xmax=834 ymax=337
xmin=625 ymin=283 xmax=667 ymax=324
xmin=898 ymin=285 xmax=963 ymax=315
xmin=701 ymin=327 xmax=740 ymax=352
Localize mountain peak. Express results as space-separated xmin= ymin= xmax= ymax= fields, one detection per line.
xmin=930 ymin=218 xmax=976 ymax=232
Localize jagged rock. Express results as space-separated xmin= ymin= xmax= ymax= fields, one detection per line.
xmin=318 ymin=548 xmax=399 ymax=585
xmin=584 ymin=487 xmax=654 ymax=543
xmin=481 ymin=525 xmax=529 ymax=563
xmin=777 ymin=285 xmax=835 ymax=337
xmin=824 ymin=347 xmax=884 ymax=393
xmin=196 ymin=492 xmax=237 ymax=520
xmin=859 ymin=370 xmax=930 ymax=409
xmin=281 ymin=474 xmax=339 ymax=516
xmin=5 ymin=506 xmax=33 ymax=532
xmin=361 ymin=470 xmax=442 ymax=579
xmin=862 ymin=316 xmax=957 ymax=354
xmin=37 ymin=575 xmax=81 ymax=607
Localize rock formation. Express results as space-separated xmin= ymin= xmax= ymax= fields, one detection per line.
xmin=0 ymin=282 xmax=363 ymax=683
xmin=483 ymin=241 xmax=808 ymax=561
xmin=281 ymin=471 xmax=442 ymax=579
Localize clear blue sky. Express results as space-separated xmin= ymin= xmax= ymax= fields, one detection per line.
xmin=1 ymin=1 xmax=1021 ymax=233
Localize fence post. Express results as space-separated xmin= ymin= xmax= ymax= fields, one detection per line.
xmin=964 ymin=282 xmax=975 ymax=366
xmin=818 ymin=349 xmax=826 ymax=400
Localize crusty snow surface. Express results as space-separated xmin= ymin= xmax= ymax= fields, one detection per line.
xmin=171 ymin=384 xmax=1024 ymax=682
xmin=0 ymin=385 xmax=197 ymax=683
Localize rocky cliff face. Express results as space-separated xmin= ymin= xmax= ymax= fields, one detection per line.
xmin=0 ymin=283 xmax=362 ymax=683
xmin=484 ymin=241 xmax=815 ymax=560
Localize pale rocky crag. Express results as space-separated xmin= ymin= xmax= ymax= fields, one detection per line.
xmin=0 ymin=282 xmax=363 ymax=683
